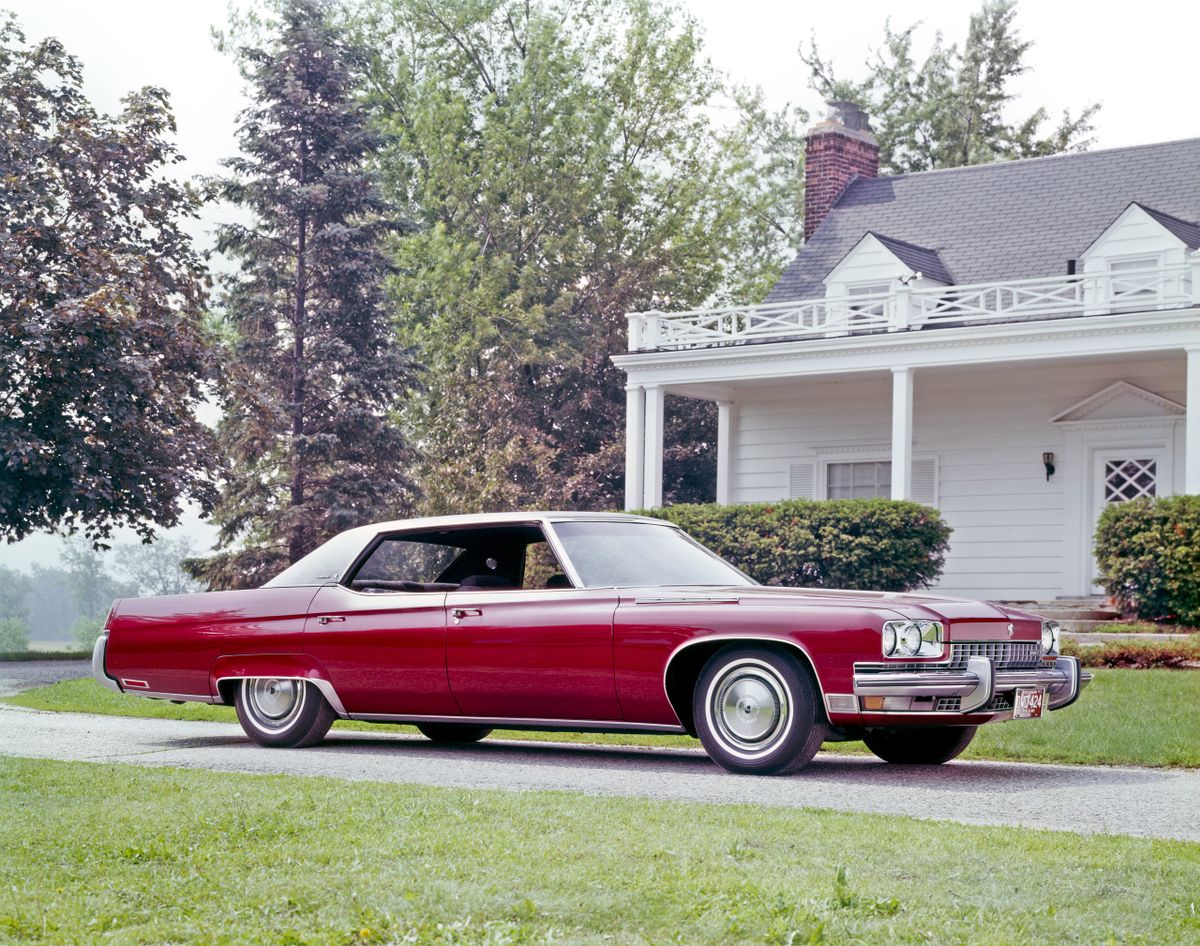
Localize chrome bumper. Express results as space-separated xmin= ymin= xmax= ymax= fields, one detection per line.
xmin=91 ymin=632 xmax=122 ymax=693
xmin=853 ymin=655 xmax=1091 ymax=714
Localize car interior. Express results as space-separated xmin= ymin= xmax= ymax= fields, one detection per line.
xmin=346 ymin=525 xmax=574 ymax=593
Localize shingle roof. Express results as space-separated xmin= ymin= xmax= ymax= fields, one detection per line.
xmin=1136 ymin=202 xmax=1200 ymax=250
xmin=868 ymin=233 xmax=955 ymax=284
xmin=766 ymin=137 xmax=1200 ymax=302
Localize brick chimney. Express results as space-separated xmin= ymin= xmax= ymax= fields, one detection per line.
xmin=804 ymin=102 xmax=880 ymax=240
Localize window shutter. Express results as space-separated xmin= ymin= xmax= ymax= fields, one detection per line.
xmin=910 ymin=456 xmax=939 ymax=506
xmin=789 ymin=462 xmax=816 ymax=500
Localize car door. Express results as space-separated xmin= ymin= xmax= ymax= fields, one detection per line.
xmin=444 ymin=585 xmax=623 ymax=722
xmin=303 ymin=583 xmax=456 ymax=718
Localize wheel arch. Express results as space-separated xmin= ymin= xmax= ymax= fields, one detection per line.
xmin=209 ymin=654 xmax=347 ymax=718
xmin=662 ymin=635 xmax=828 ymax=735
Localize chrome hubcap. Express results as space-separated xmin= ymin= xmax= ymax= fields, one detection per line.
xmin=244 ymin=678 xmax=304 ymax=733
xmin=707 ymin=659 xmax=791 ymax=758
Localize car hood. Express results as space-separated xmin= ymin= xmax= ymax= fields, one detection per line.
xmin=626 ymin=585 xmax=1042 ymax=624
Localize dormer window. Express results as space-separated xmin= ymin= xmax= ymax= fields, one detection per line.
xmin=1080 ymin=204 xmax=1199 ymax=314
xmin=1108 ymin=256 xmax=1160 ymax=308
xmin=847 ymin=283 xmax=890 ymax=320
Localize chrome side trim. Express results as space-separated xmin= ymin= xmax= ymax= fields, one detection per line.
xmin=960 ymin=655 xmax=995 ymax=713
xmin=132 ymin=690 xmax=218 ymax=704
xmin=660 ymin=634 xmax=829 ymax=715
xmin=635 ymin=595 xmax=741 ymax=605
xmin=91 ymin=633 xmax=121 ymax=693
xmin=214 ymin=675 xmax=349 ymax=719
xmin=347 ymin=712 xmax=687 ymax=734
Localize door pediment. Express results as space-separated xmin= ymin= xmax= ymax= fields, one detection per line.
xmin=1051 ymin=381 xmax=1185 ymax=428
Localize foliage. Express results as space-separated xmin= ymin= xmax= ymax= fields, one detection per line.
xmin=1061 ymin=635 xmax=1200 ymax=669
xmin=114 ymin=536 xmax=202 ymax=597
xmin=1094 ymin=495 xmax=1200 ymax=624
xmin=192 ymin=0 xmax=418 ymax=590
xmin=0 ymin=564 xmax=31 ymax=622
xmin=801 ymin=0 xmax=1099 ymax=173
xmin=59 ymin=539 xmax=130 ymax=623
xmin=358 ymin=0 xmax=808 ymax=512
xmin=0 ymin=16 xmax=220 ymax=546
xmin=639 ymin=499 xmax=952 ymax=590
xmin=0 ymin=616 xmax=29 ymax=652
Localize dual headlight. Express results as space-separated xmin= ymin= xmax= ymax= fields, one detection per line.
xmin=882 ymin=620 xmax=943 ymax=658
xmin=1041 ymin=620 xmax=1060 ymax=655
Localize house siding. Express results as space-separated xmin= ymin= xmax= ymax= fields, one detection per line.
xmin=729 ymin=355 xmax=1186 ymax=599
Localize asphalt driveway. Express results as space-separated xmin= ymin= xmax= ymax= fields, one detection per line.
xmin=0 ymin=658 xmax=89 ymax=696
xmin=1 ymin=703 xmax=1195 ymax=842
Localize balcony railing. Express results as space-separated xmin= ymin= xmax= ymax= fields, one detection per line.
xmin=626 ymin=263 xmax=1200 ymax=352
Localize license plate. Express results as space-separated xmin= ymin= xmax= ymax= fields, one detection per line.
xmin=1013 ymin=688 xmax=1046 ymax=719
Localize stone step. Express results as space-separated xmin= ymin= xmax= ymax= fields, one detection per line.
xmin=1058 ymin=619 xmax=1130 ymax=634
xmin=1032 ymin=608 xmax=1123 ymax=622
xmin=1064 ymin=632 xmax=1193 ymax=645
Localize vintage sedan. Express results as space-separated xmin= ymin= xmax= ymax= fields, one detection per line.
xmin=93 ymin=512 xmax=1090 ymax=775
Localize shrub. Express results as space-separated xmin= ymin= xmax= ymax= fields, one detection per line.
xmin=637 ymin=499 xmax=952 ymax=591
xmin=0 ymin=617 xmax=30 ymax=653
xmin=1094 ymin=495 xmax=1200 ymax=624
xmin=70 ymin=614 xmax=106 ymax=650
xmin=1061 ymin=635 xmax=1200 ymax=669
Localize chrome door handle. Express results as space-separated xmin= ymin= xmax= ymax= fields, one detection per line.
xmin=317 ymin=615 xmax=346 ymax=625
xmin=451 ymin=608 xmax=482 ymax=620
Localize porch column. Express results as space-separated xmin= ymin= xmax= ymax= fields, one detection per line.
xmin=1187 ymin=348 xmax=1200 ymax=494
xmin=716 ymin=401 xmax=737 ymax=505
xmin=891 ymin=367 xmax=914 ymax=500
xmin=643 ymin=384 xmax=665 ymax=508
xmin=624 ymin=386 xmax=646 ymax=510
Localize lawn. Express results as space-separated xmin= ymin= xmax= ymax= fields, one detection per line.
xmin=8 ymin=669 xmax=1200 ymax=767
xmin=0 ymin=757 xmax=1196 ymax=945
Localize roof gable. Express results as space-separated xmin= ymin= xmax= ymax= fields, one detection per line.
xmin=1081 ymin=202 xmax=1200 ymax=259
xmin=823 ymin=232 xmax=952 ymax=288
xmin=767 ymin=137 xmax=1200 ymax=302
xmin=1050 ymin=381 xmax=1185 ymax=425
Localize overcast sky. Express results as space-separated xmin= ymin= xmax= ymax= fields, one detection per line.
xmin=4 ymin=0 xmax=1199 ymax=573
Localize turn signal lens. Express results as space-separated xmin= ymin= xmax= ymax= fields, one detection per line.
xmin=882 ymin=620 xmax=944 ymax=659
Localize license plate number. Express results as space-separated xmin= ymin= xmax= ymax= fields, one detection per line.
xmin=1013 ymin=688 xmax=1045 ymax=719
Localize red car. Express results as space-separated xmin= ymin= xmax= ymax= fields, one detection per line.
xmin=92 ymin=512 xmax=1090 ymax=775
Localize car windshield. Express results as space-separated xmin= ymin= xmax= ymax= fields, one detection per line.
xmin=551 ymin=520 xmax=754 ymax=588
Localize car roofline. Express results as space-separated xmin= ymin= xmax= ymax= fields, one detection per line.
xmin=357 ymin=511 xmax=672 ymax=536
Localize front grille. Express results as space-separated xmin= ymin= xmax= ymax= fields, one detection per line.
xmin=983 ymin=691 xmax=1014 ymax=712
xmin=934 ymin=697 xmax=962 ymax=712
xmin=949 ymin=641 xmax=1043 ymax=670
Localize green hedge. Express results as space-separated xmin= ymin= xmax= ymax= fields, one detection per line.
xmin=1095 ymin=495 xmax=1200 ymax=624
xmin=637 ymin=499 xmax=952 ymax=591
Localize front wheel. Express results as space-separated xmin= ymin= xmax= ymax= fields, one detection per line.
xmin=693 ymin=645 xmax=825 ymax=776
xmin=416 ymin=723 xmax=493 ymax=744
xmin=234 ymin=678 xmax=336 ymax=748
xmin=862 ymin=726 xmax=977 ymax=764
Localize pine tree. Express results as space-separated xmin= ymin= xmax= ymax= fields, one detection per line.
xmin=190 ymin=0 xmax=415 ymax=589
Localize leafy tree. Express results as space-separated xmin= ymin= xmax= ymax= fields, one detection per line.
xmin=59 ymin=539 xmax=129 ymax=624
xmin=0 ymin=617 xmax=29 ymax=653
xmin=801 ymin=0 xmax=1098 ymax=174
xmin=359 ymin=0 xmax=806 ymax=512
xmin=116 ymin=536 xmax=203 ymax=597
xmin=0 ymin=15 xmax=220 ymax=546
xmin=191 ymin=0 xmax=417 ymax=589
xmin=0 ymin=564 xmax=31 ymax=623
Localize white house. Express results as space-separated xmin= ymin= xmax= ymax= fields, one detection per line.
xmin=613 ymin=103 xmax=1200 ymax=600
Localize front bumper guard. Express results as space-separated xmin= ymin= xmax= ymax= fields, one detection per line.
xmin=853 ymin=655 xmax=1091 ymax=714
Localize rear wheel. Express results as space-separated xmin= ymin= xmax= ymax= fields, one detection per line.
xmin=416 ymin=723 xmax=493 ymax=744
xmin=234 ymin=678 xmax=336 ymax=748
xmin=693 ymin=645 xmax=825 ymax=776
xmin=862 ymin=726 xmax=977 ymax=764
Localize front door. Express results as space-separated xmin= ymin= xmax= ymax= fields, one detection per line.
xmin=445 ymin=588 xmax=623 ymax=721
xmin=1089 ymin=450 xmax=1164 ymax=591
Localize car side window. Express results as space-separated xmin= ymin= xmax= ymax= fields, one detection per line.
xmin=350 ymin=539 xmax=464 ymax=592
xmin=523 ymin=541 xmax=572 ymax=590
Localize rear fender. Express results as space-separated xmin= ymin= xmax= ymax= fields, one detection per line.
xmin=209 ymin=654 xmax=347 ymax=717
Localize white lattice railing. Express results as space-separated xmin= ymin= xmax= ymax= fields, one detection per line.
xmin=626 ymin=262 xmax=1200 ymax=352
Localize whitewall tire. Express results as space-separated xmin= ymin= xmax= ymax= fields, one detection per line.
xmin=234 ymin=677 xmax=336 ymax=748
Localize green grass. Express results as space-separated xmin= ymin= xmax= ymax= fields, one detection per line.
xmin=0 ymin=649 xmax=89 ymax=661
xmin=8 ymin=669 xmax=1200 ymax=767
xmin=0 ymin=757 xmax=1196 ymax=945
xmin=1102 ymin=622 xmax=1196 ymax=634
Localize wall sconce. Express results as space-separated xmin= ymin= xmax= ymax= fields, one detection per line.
xmin=1042 ymin=452 xmax=1056 ymax=481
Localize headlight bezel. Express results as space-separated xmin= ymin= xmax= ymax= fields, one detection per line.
xmin=1041 ymin=619 xmax=1060 ymax=655
xmin=881 ymin=619 xmax=944 ymax=659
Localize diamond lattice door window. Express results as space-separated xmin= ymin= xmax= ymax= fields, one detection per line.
xmin=1103 ymin=459 xmax=1157 ymax=502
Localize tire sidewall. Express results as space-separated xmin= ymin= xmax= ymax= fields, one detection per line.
xmin=235 ymin=677 xmax=329 ymax=748
xmin=693 ymin=645 xmax=822 ymax=775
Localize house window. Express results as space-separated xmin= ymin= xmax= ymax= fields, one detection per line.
xmin=1108 ymin=256 xmax=1159 ymax=308
xmin=827 ymin=460 xmax=891 ymax=499
xmin=1103 ymin=459 xmax=1157 ymax=502
xmin=846 ymin=283 xmax=889 ymax=322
